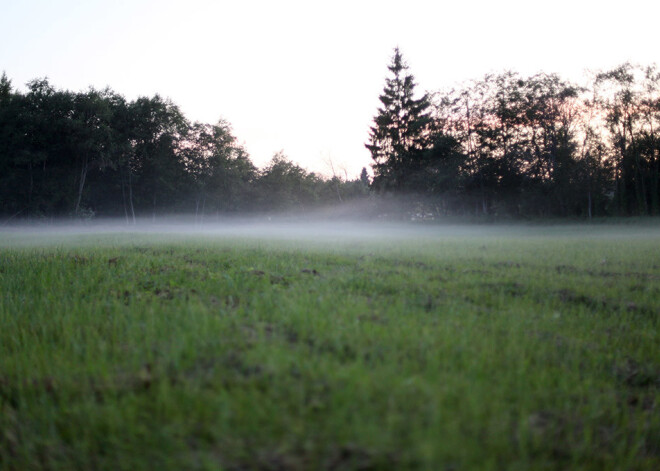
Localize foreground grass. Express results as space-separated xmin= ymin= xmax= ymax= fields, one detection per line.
xmin=1 ymin=224 xmax=659 ymax=470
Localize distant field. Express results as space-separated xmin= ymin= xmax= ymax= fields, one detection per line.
xmin=1 ymin=223 xmax=659 ymax=470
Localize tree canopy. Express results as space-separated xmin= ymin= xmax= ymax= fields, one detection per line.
xmin=366 ymin=48 xmax=434 ymax=192
xmin=0 ymin=78 xmax=368 ymax=221
xmin=1 ymin=56 xmax=659 ymax=221
xmin=366 ymin=50 xmax=660 ymax=218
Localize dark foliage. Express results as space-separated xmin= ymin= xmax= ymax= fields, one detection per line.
xmin=1 ymin=57 xmax=659 ymax=221
xmin=0 ymin=74 xmax=367 ymax=221
xmin=366 ymin=48 xmax=434 ymax=193
xmin=367 ymin=51 xmax=660 ymax=217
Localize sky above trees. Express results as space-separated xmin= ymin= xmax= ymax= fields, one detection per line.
xmin=1 ymin=0 xmax=657 ymax=177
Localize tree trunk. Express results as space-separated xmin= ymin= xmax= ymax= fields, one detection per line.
xmin=75 ymin=158 xmax=89 ymax=215
xmin=28 ymin=161 xmax=33 ymax=218
xmin=127 ymin=167 xmax=136 ymax=224
xmin=632 ymin=145 xmax=648 ymax=215
xmin=121 ymin=174 xmax=129 ymax=224
xmin=651 ymin=149 xmax=659 ymax=215
xmin=119 ymin=172 xmax=130 ymax=226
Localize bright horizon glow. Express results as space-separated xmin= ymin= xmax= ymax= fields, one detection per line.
xmin=1 ymin=0 xmax=658 ymax=178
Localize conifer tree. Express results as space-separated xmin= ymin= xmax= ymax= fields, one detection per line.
xmin=366 ymin=48 xmax=433 ymax=191
xmin=0 ymin=72 xmax=11 ymax=103
xmin=359 ymin=167 xmax=370 ymax=187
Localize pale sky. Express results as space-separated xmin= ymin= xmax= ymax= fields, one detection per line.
xmin=1 ymin=0 xmax=658 ymax=177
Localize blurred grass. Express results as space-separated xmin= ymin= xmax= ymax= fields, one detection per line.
xmin=1 ymin=224 xmax=659 ymax=470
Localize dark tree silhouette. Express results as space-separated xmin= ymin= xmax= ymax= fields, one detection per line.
xmin=2 ymin=62 xmax=659 ymax=221
xmin=366 ymin=48 xmax=433 ymax=192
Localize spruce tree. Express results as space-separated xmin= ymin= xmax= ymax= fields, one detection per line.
xmin=0 ymin=72 xmax=11 ymax=103
xmin=366 ymin=48 xmax=433 ymax=191
xmin=359 ymin=167 xmax=370 ymax=187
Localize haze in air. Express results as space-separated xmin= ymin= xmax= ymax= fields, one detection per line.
xmin=1 ymin=2 xmax=660 ymax=470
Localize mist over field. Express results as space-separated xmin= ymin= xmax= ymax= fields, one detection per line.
xmin=3 ymin=2 xmax=660 ymax=468
xmin=2 ymin=215 xmax=660 ymax=470
xmin=2 ymin=36 xmax=660 ymax=471
xmin=2 ymin=210 xmax=660 ymax=246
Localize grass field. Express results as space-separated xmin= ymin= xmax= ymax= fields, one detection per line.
xmin=1 ymin=222 xmax=659 ymax=470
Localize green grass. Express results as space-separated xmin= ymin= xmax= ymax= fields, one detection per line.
xmin=1 ymin=224 xmax=659 ymax=470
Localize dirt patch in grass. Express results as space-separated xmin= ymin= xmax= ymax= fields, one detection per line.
xmin=554 ymin=289 xmax=658 ymax=317
xmin=556 ymin=288 xmax=606 ymax=307
xmin=614 ymin=358 xmax=660 ymax=389
xmin=481 ymin=282 xmax=526 ymax=297
xmin=220 ymin=444 xmax=402 ymax=471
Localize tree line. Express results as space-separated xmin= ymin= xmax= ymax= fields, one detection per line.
xmin=0 ymin=74 xmax=368 ymax=222
xmin=2 ymin=51 xmax=659 ymax=222
xmin=367 ymin=49 xmax=660 ymax=217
